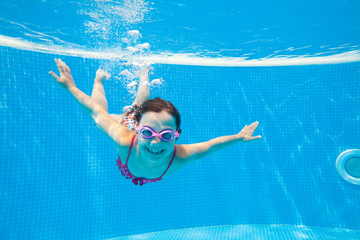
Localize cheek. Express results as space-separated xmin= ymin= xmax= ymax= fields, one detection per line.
xmin=137 ymin=138 xmax=147 ymax=146
xmin=136 ymin=134 xmax=146 ymax=146
xmin=164 ymin=141 xmax=175 ymax=150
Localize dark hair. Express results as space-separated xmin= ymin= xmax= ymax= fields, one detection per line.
xmin=134 ymin=97 xmax=181 ymax=132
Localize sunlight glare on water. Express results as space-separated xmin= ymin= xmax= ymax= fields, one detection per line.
xmin=0 ymin=0 xmax=359 ymax=66
xmin=78 ymin=0 xmax=149 ymax=41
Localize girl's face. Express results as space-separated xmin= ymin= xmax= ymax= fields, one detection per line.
xmin=136 ymin=111 xmax=178 ymax=162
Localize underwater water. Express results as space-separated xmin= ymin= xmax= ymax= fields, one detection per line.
xmin=0 ymin=0 xmax=360 ymax=239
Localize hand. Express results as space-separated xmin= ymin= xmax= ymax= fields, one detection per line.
xmin=49 ymin=58 xmax=76 ymax=90
xmin=95 ymin=69 xmax=111 ymax=81
xmin=238 ymin=121 xmax=262 ymax=142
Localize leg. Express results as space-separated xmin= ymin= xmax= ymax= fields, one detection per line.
xmin=132 ymin=67 xmax=150 ymax=106
xmin=110 ymin=68 xmax=150 ymax=128
xmin=91 ymin=69 xmax=110 ymax=112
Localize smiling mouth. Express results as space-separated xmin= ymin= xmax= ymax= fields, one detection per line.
xmin=145 ymin=146 xmax=165 ymax=155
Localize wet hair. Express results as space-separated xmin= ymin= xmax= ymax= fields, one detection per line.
xmin=134 ymin=97 xmax=181 ymax=133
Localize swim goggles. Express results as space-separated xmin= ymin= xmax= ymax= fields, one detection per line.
xmin=136 ymin=126 xmax=179 ymax=142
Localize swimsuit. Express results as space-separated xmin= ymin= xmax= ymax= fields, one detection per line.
xmin=116 ymin=135 xmax=176 ymax=186
xmin=114 ymin=105 xmax=138 ymax=132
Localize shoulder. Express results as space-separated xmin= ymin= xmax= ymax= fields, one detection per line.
xmin=116 ymin=133 xmax=137 ymax=156
xmin=173 ymin=144 xmax=197 ymax=167
xmin=175 ymin=144 xmax=191 ymax=159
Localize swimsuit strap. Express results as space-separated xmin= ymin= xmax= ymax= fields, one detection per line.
xmin=158 ymin=145 xmax=176 ymax=178
xmin=125 ymin=134 xmax=136 ymax=165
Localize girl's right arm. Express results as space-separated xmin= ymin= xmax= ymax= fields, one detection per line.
xmin=49 ymin=58 xmax=133 ymax=146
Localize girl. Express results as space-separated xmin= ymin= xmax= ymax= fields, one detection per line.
xmin=49 ymin=59 xmax=261 ymax=186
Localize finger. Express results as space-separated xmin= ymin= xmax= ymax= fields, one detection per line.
xmin=55 ymin=58 xmax=66 ymax=72
xmin=250 ymin=121 xmax=258 ymax=127
xmin=58 ymin=58 xmax=66 ymax=67
xmin=58 ymin=59 xmax=65 ymax=72
xmin=55 ymin=58 xmax=63 ymax=71
xmin=49 ymin=71 xmax=60 ymax=81
xmin=105 ymin=72 xmax=111 ymax=80
xmin=249 ymin=121 xmax=259 ymax=129
xmin=246 ymin=135 xmax=261 ymax=141
xmin=240 ymin=125 xmax=248 ymax=132
xmin=59 ymin=59 xmax=70 ymax=73
xmin=62 ymin=61 xmax=70 ymax=71
xmin=55 ymin=58 xmax=62 ymax=67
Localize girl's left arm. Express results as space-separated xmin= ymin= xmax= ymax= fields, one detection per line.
xmin=176 ymin=121 xmax=261 ymax=164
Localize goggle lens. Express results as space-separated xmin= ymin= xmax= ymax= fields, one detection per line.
xmin=141 ymin=129 xmax=153 ymax=138
xmin=161 ymin=132 xmax=174 ymax=140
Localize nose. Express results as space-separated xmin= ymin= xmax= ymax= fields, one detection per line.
xmin=150 ymin=136 xmax=161 ymax=144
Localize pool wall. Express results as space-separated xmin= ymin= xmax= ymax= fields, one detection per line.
xmin=0 ymin=46 xmax=359 ymax=239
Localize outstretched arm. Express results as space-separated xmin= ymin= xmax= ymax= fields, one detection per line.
xmin=177 ymin=121 xmax=261 ymax=163
xmin=49 ymin=59 xmax=133 ymax=146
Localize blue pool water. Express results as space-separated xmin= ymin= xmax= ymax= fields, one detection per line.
xmin=1 ymin=0 xmax=360 ymax=239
